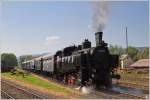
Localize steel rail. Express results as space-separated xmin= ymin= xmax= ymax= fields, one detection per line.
xmin=94 ymin=90 xmax=121 ymax=99
xmin=2 ymin=80 xmax=45 ymax=99
xmin=31 ymin=72 xmax=147 ymax=99
xmin=33 ymin=73 xmax=129 ymax=99
xmin=116 ymin=91 xmax=146 ymax=99
xmin=96 ymin=89 xmax=146 ymax=99
xmin=116 ymin=80 xmax=149 ymax=89
xmin=1 ymin=90 xmax=15 ymax=99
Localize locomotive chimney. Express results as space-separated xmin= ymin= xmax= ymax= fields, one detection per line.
xmin=95 ymin=32 xmax=103 ymax=46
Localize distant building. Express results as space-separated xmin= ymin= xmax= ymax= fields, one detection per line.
xmin=129 ymin=59 xmax=149 ymax=70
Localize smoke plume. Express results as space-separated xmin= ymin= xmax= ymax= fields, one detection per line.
xmin=91 ymin=2 xmax=109 ymax=32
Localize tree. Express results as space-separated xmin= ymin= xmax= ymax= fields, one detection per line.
xmin=109 ymin=44 xmax=125 ymax=56
xmin=142 ymin=48 xmax=149 ymax=59
xmin=1 ymin=53 xmax=18 ymax=67
xmin=127 ymin=46 xmax=139 ymax=61
xmin=137 ymin=48 xmax=149 ymax=59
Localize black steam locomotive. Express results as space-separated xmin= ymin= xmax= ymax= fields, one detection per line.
xmin=22 ymin=32 xmax=119 ymax=89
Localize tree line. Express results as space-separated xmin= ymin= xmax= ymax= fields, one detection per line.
xmin=1 ymin=53 xmax=35 ymax=71
xmin=109 ymin=45 xmax=149 ymax=62
xmin=1 ymin=45 xmax=149 ymax=70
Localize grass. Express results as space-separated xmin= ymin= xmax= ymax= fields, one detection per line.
xmin=120 ymin=70 xmax=149 ymax=80
xmin=117 ymin=71 xmax=149 ymax=89
xmin=121 ymin=72 xmax=149 ymax=79
xmin=1 ymin=72 xmax=80 ymax=97
xmin=120 ymin=71 xmax=149 ymax=81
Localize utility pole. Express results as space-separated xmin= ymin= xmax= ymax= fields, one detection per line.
xmin=126 ymin=27 xmax=128 ymax=54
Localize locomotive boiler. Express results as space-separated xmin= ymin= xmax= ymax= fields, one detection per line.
xmin=22 ymin=31 xmax=119 ymax=89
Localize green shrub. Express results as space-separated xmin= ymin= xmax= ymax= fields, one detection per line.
xmin=10 ymin=67 xmax=29 ymax=78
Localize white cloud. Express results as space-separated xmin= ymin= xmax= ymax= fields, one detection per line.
xmin=45 ymin=36 xmax=61 ymax=45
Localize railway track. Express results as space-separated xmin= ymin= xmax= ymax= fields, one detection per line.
xmin=34 ymin=73 xmax=147 ymax=99
xmin=116 ymin=91 xmax=146 ymax=99
xmin=96 ymin=89 xmax=146 ymax=99
xmin=1 ymin=80 xmax=45 ymax=99
xmin=1 ymin=90 xmax=15 ymax=99
xmin=94 ymin=90 xmax=121 ymax=99
xmin=116 ymin=80 xmax=149 ymax=90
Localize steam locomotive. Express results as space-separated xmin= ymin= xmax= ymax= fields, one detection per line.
xmin=22 ymin=32 xmax=119 ymax=89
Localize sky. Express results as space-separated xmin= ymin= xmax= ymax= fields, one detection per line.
xmin=1 ymin=1 xmax=149 ymax=57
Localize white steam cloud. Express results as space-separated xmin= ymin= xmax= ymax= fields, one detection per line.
xmin=45 ymin=36 xmax=61 ymax=45
xmin=91 ymin=1 xmax=109 ymax=32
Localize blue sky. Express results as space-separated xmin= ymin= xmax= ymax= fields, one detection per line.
xmin=1 ymin=1 xmax=149 ymax=56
